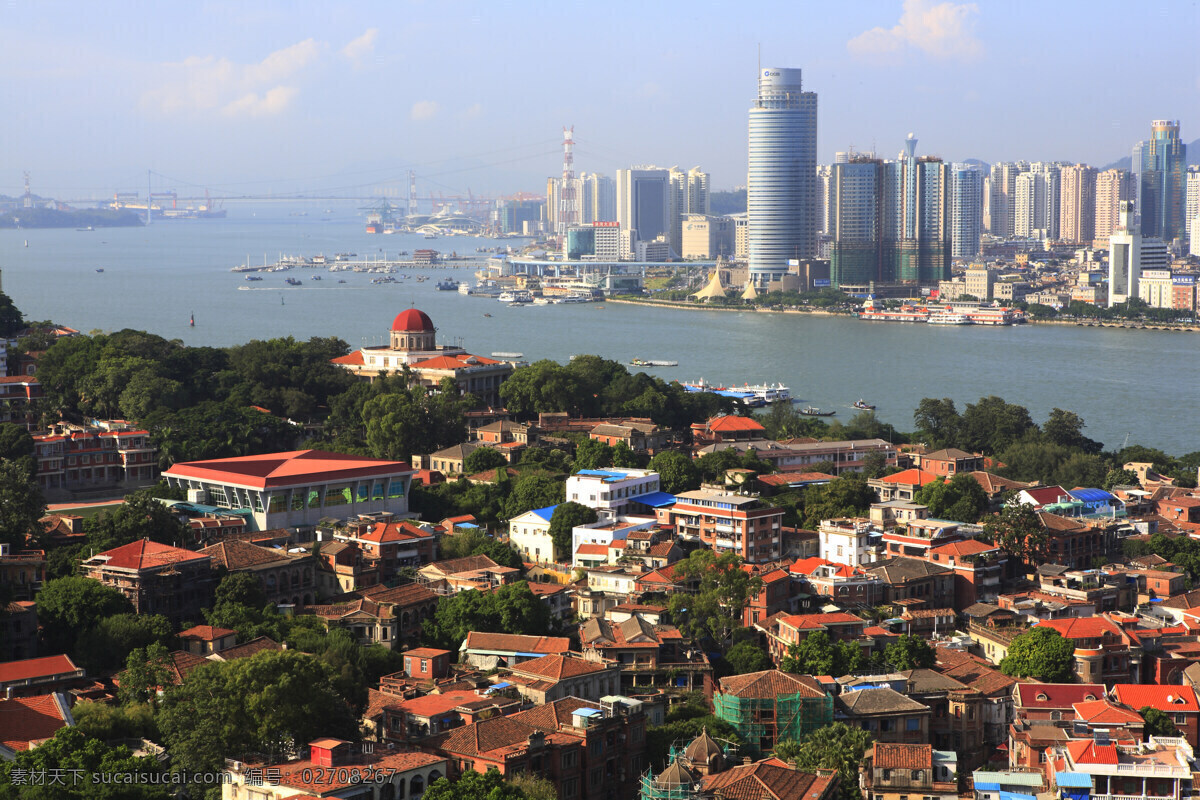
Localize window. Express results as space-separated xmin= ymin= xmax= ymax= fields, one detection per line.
xmin=911 ymin=770 xmax=921 ymax=781
xmin=590 ymin=740 xmax=602 ymax=758
xmin=906 ymin=718 xmax=920 ymax=731
xmin=882 ymin=770 xmax=892 ymax=781
xmin=563 ymin=778 xmax=579 ymax=798
xmin=590 ymin=768 xmax=602 ymax=787
xmin=1176 ymin=714 xmax=1189 ymax=724
xmin=561 ymin=750 xmax=578 ymax=769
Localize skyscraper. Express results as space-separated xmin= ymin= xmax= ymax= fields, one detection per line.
xmin=890 ymin=135 xmax=951 ymax=284
xmin=950 ymin=163 xmax=984 ymax=258
xmin=748 ymin=67 xmax=818 ymax=285
xmin=668 ymin=166 xmax=710 ymax=256
xmin=1095 ymin=169 xmax=1134 ymax=242
xmin=829 ymin=155 xmax=886 ymax=286
xmin=1012 ymin=164 xmax=1061 ymax=240
xmin=988 ymin=162 xmax=1026 ymax=237
xmin=1109 ymin=201 xmax=1140 ymax=307
xmin=1185 ymin=165 xmax=1200 ymax=253
xmin=616 ymin=167 xmax=671 ymax=243
xmin=581 ymin=173 xmax=616 ymax=223
xmin=1058 ymin=164 xmax=1097 ymax=245
xmin=1137 ymin=120 xmax=1188 ymax=244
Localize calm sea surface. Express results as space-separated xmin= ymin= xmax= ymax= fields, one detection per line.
xmin=2 ymin=200 xmax=1195 ymax=453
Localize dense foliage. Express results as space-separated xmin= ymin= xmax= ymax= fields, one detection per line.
xmin=667 ymin=550 xmax=761 ymax=647
xmin=778 ymin=630 xmax=863 ymax=677
xmin=421 ymin=582 xmax=552 ymax=650
xmin=999 ymin=626 xmax=1076 ymax=682
xmin=775 ymin=723 xmax=873 ymax=800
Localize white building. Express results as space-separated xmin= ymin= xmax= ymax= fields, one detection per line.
xmin=616 ymin=167 xmax=671 ymax=243
xmin=508 ymin=505 xmax=557 ymax=563
xmin=571 ymin=516 xmax=658 ymax=559
xmin=581 ymin=172 xmax=616 ymax=224
xmin=950 ymin=163 xmax=984 ymax=258
xmin=818 ymin=518 xmax=881 ymax=568
xmin=1108 ymin=201 xmax=1141 ymax=306
xmin=1139 ymin=268 xmax=1175 ymax=308
xmin=565 ymin=468 xmax=663 ymax=518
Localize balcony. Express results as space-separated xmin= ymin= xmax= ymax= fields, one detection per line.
xmin=1092 ymin=795 xmax=1174 ymax=800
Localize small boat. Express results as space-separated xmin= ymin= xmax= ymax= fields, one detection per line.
xmin=311 ymin=275 xmax=322 ymax=281
xmin=483 ymin=313 xmax=492 ymax=318
xmin=23 ymin=240 xmax=28 ymax=247
xmin=436 ymin=279 xmax=460 ymax=291
xmin=337 ymin=279 xmax=346 ymax=284
xmin=245 ymin=275 xmax=263 ymax=282
xmin=492 ymin=352 xmax=524 ymax=359
xmin=95 ymin=268 xmax=104 ymax=273
xmin=800 ymin=406 xmax=836 ymax=417
xmin=853 ymin=399 xmax=876 ymax=410
xmin=77 ymin=226 xmax=94 ymax=232
xmin=189 ymin=312 xmax=195 ymax=327
xmin=285 ymin=277 xmax=302 ymax=286
xmin=508 ymin=302 xmax=525 ymax=308
xmin=630 ymin=358 xmax=678 ymax=367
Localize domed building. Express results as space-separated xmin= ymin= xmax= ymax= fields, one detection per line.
xmin=331 ymin=308 xmax=514 ymax=406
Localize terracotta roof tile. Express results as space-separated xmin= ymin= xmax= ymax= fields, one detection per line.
xmin=510 ymin=654 xmax=609 ymax=681
xmin=462 ymin=632 xmax=571 ymax=655
xmin=717 ymin=670 xmax=827 ymax=700
xmin=164 ymin=449 xmax=412 ymax=490
xmin=873 ymin=743 xmax=932 ymax=770
xmin=1014 ymin=683 xmax=1104 ymax=709
xmin=701 ymin=761 xmax=836 ymax=800
xmin=0 ymin=655 xmax=81 ymax=685
xmin=199 ymin=539 xmax=299 ymax=570
xmin=1111 ymin=684 xmax=1199 ymax=712
xmin=217 ymin=636 xmax=283 ymax=660
xmin=178 ymin=625 xmax=235 ymax=641
xmin=89 ymin=539 xmax=209 ymax=571
xmin=707 ymin=415 xmax=766 ymax=432
xmin=0 ymin=694 xmax=71 ymax=752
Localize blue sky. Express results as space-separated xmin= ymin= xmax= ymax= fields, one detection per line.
xmin=2 ymin=0 xmax=1197 ymax=198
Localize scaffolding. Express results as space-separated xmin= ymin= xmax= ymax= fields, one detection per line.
xmin=713 ymin=689 xmax=833 ymax=755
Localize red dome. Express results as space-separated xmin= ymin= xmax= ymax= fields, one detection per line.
xmin=391 ymin=308 xmax=434 ymax=332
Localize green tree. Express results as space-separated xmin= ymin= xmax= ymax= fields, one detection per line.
xmin=506 ymin=773 xmax=559 ymax=800
xmin=611 ymin=441 xmax=642 ymax=468
xmin=36 ymin=576 xmax=134 ymax=654
xmin=913 ymin=398 xmax=961 ymax=449
xmin=117 ymin=642 xmax=175 ymax=706
xmin=0 ymin=460 xmax=45 ymax=550
xmin=0 ymin=422 xmax=34 ymax=466
xmin=984 ymin=503 xmax=1047 ymax=566
xmin=725 ymin=640 xmax=774 ymax=675
xmin=667 ymin=550 xmax=762 ymax=647
xmin=0 ymin=290 xmax=25 ymax=338
xmin=960 ymin=396 xmax=1037 ymax=455
xmin=778 ymin=630 xmax=863 ymax=677
xmin=421 ymin=582 xmax=550 ymax=650
xmin=1103 ymin=468 xmax=1141 ymax=490
xmin=646 ymin=715 xmax=742 ymax=770
xmin=801 ymin=473 xmax=876 ymax=528
xmin=439 ymin=527 xmax=524 ymax=569
xmin=883 ymin=633 xmax=935 ymax=671
xmin=1141 ymin=706 xmax=1180 ymax=738
xmin=463 ymin=446 xmax=508 ymax=475
xmin=504 ymin=474 xmax=565 ymax=519
xmin=83 ymin=490 xmax=190 ymax=552
xmin=424 ymin=769 xmax=529 ymax=800
xmin=999 ymin=626 xmax=1076 ymax=682
xmin=648 ymin=450 xmax=701 ymax=494
xmin=914 ymin=473 xmax=989 ymax=523
xmin=71 ymin=700 xmax=158 ymax=742
xmin=573 ymin=438 xmax=614 ymax=471
xmin=156 ymin=650 xmax=358 ymax=775
xmin=1043 ymin=408 xmax=1102 ymax=453
xmin=546 ymin=501 xmax=598 ymax=562
xmin=783 ymin=722 xmax=874 ymax=800
xmin=0 ymin=727 xmax=171 ymax=800
xmin=73 ymin=613 xmax=173 ymax=673
xmin=498 ymin=360 xmax=582 ymax=416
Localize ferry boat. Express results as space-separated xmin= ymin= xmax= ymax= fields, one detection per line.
xmin=492 ymin=352 xmax=524 ymax=359
xmin=457 ymin=284 xmax=474 ymax=295
xmin=245 ymin=275 xmax=263 ymax=282
xmin=927 ymin=309 xmax=973 ymax=325
xmin=858 ymin=296 xmax=930 ymax=323
xmin=371 ymin=276 xmax=398 ymax=284
xmin=498 ymin=291 xmax=532 ymax=304
xmin=284 ymin=277 xmax=302 ymax=286
xmin=799 ymin=406 xmax=836 ymax=417
xmin=436 ymin=279 xmax=460 ymax=291
xmin=630 ymin=359 xmax=679 ymax=367
xmin=853 ymin=399 xmax=876 ymax=410
xmin=311 ymin=275 xmax=322 ymax=281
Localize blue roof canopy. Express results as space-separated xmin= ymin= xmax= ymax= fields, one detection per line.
xmin=1054 ymin=773 xmax=1093 ymax=788
xmin=1069 ymin=488 xmax=1116 ymax=503
xmin=635 ymin=491 xmax=677 ymax=507
xmin=976 ymin=783 xmax=1001 ymax=792
xmin=530 ymin=505 xmax=558 ymax=522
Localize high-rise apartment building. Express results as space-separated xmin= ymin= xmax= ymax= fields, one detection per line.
xmin=829 ymin=156 xmax=886 ymax=286
xmin=891 ymin=142 xmax=951 ymax=284
xmin=616 ymin=167 xmax=671 ymax=244
xmin=1109 ymin=201 xmax=1156 ymax=307
xmin=988 ymin=162 xmax=1026 ymax=237
xmin=1185 ymin=166 xmax=1200 ymax=252
xmin=1095 ymin=169 xmax=1134 ymax=242
xmin=1137 ymin=120 xmax=1188 ymax=244
xmin=1059 ymin=164 xmax=1098 ymax=244
xmin=580 ymin=173 xmax=616 ymax=224
xmin=668 ymin=167 xmax=710 ymax=256
xmin=950 ymin=163 xmax=984 ymax=258
xmin=817 ymin=165 xmax=833 ymax=234
xmin=1012 ymin=164 xmax=1061 ymax=239
xmin=748 ymin=67 xmax=818 ymax=285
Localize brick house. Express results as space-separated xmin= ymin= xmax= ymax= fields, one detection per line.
xmin=915 ymin=448 xmax=984 ymax=477
xmin=836 ymin=687 xmax=932 ymax=744
xmin=760 ymin=612 xmax=868 ymax=664
xmin=80 ymin=539 xmax=214 ymax=626
xmin=505 ymin=654 xmax=622 ymax=704
xmin=655 ymin=489 xmax=783 ymax=563
xmin=861 ymin=742 xmax=958 ymax=800
xmin=199 ymin=539 xmax=318 ymax=606
xmin=1110 ymin=684 xmax=1200 ymax=748
xmin=744 ymin=567 xmax=793 ymax=626
xmin=867 ymin=558 xmax=955 ymax=606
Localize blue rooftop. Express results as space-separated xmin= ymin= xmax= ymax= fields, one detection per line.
xmin=575 ymin=469 xmax=630 ymax=481
xmin=636 ymin=491 xmax=677 ymax=508
xmin=1069 ymin=488 xmax=1116 ymax=503
xmin=531 ymin=505 xmax=558 ymax=522
xmin=575 ymin=708 xmax=603 ymax=717
xmin=1055 ymin=773 xmax=1093 ymax=789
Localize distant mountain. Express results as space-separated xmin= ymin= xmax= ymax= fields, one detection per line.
xmin=960 ymin=158 xmax=991 ymax=173
xmin=1102 ymin=137 xmax=1199 ymax=171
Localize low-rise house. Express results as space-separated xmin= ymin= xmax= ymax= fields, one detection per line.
xmin=861 ymin=743 xmax=958 ymax=800
xmin=881 ymin=518 xmax=963 ymax=561
xmin=836 ymin=687 xmax=931 ymax=744
xmin=428 ymin=695 xmax=648 ymax=800
xmin=1071 ymin=698 xmax=1145 ymax=739
xmin=508 ymin=505 xmax=559 ymax=563
xmin=712 ymin=670 xmax=833 ymax=755
xmin=1006 ymin=719 xmax=1072 ymax=771
xmin=199 ymin=539 xmax=318 ymax=607
xmin=870 ymin=500 xmax=929 ymax=528
xmin=459 ymin=632 xmax=571 ymax=669
xmin=579 ymin=617 xmax=711 ymax=694
xmin=299 ymin=599 xmax=397 ymax=649
xmin=1035 ymin=616 xmax=1140 ymax=684
xmin=527 ymin=581 xmax=574 ymax=623
xmin=0 ymin=546 xmax=46 ymax=602
xmin=932 ymin=648 xmax=1016 ymax=747
xmin=702 ymin=760 xmax=840 ymax=800
xmin=224 ymin=738 xmax=448 ymax=800
xmin=1110 ymin=684 xmax=1200 ymax=748
xmin=760 ymin=612 xmax=868 ymax=664
xmin=1013 ymin=683 xmax=1106 ymax=725
xmin=818 ymin=517 xmax=883 ymax=568
xmin=354 ymin=583 xmax=440 ymax=647
xmin=744 ymin=567 xmax=793 ymax=627
xmin=1046 ymin=736 xmax=1197 ymax=800
xmin=566 ymin=468 xmax=665 ymax=518
xmin=0 ymin=601 xmax=37 ymax=662
xmin=926 ymin=539 xmax=1006 ymax=607
xmin=0 ymin=693 xmax=74 ymax=757
xmin=588 ymin=420 xmax=668 ymax=454
xmin=901 ymin=669 xmax=983 ymax=762
xmin=870 ymin=469 xmax=941 ymax=503
xmin=868 ymin=558 xmax=955 ymax=606
xmin=505 ymin=653 xmax=622 ymax=704
xmin=80 ymin=539 xmax=215 ymax=626
xmin=971 ymin=768 xmax=1046 ymax=800
xmin=900 ymin=608 xmax=956 ymax=638
xmin=401 ymin=647 xmax=451 ymax=681
xmin=330 ymin=518 xmax=438 ymax=579
xmin=178 ymin=625 xmax=237 ymax=656
xmin=0 ymin=655 xmax=86 ymax=699
xmin=417 ymin=554 xmax=521 ymax=594
xmin=656 ymin=489 xmax=784 ymax=563
xmin=427 ymin=442 xmax=483 ymax=474
xmin=790 ymin=557 xmax=886 ymax=608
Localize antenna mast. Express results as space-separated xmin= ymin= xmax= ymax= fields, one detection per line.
xmin=558 ymin=126 xmax=578 ymax=234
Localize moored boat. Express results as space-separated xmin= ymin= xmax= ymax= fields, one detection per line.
xmin=799 ymin=406 xmax=836 ymax=417
xmin=853 ymin=399 xmax=876 ymax=410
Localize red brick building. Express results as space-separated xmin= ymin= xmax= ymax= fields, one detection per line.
xmin=1110 ymin=684 xmax=1200 ymax=748
xmin=656 ymin=489 xmax=783 ymax=563
xmin=80 ymin=539 xmax=215 ymax=626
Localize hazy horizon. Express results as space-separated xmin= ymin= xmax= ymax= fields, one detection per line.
xmin=3 ymin=0 xmax=1197 ymax=200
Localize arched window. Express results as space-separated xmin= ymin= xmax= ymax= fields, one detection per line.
xmin=292 ymin=572 xmax=300 ymax=588
xmin=396 ymin=777 xmax=407 ymax=799
xmin=428 ymin=769 xmax=442 ymax=783
xmin=267 ymin=574 xmax=277 ymax=590
xmin=410 ymin=774 xmax=425 ymax=798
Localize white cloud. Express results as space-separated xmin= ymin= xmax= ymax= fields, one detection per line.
xmin=141 ymin=39 xmax=323 ymax=117
xmin=410 ymin=100 xmax=439 ymax=121
xmin=342 ymin=28 xmax=378 ymax=66
xmin=459 ymin=103 xmax=484 ymax=120
xmin=848 ymin=0 xmax=983 ymax=61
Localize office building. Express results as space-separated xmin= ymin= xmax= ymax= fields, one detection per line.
xmin=950 ymin=163 xmax=984 ymax=258
xmin=1186 ymin=166 xmax=1200 ymax=252
xmin=748 ymin=67 xmax=818 ymax=285
xmin=581 ymin=172 xmax=616 ymax=224
xmin=668 ymin=166 xmax=710 ymax=256
xmin=494 ymin=197 xmax=543 ymax=235
xmin=829 ymin=156 xmax=886 ymax=285
xmin=681 ymin=214 xmax=735 ymax=259
xmin=1095 ymin=168 xmax=1134 ymax=242
xmin=1139 ymin=268 xmax=1175 ymax=309
xmin=1059 ymin=164 xmax=1097 ymax=244
xmin=592 ymin=220 xmax=622 ymax=261
xmin=616 ymin=167 xmax=671 ymax=244
xmin=1137 ymin=120 xmax=1188 ymax=244
xmin=817 ymin=165 xmax=833 ymax=234
xmin=1109 ymin=201 xmax=1146 ymax=307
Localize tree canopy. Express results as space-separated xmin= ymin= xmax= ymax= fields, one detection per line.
xmin=547 ymin=501 xmax=597 ymax=562
xmin=778 ymin=630 xmax=863 ymax=677
xmin=984 ymin=503 xmax=1047 ymax=567
xmin=36 ymin=576 xmax=134 ymax=654
xmin=913 ymin=474 xmax=989 ymax=523
xmin=883 ymin=633 xmax=936 ymax=671
xmin=776 ymin=722 xmax=873 ymax=800
xmin=999 ymin=626 xmax=1076 ymax=682
xmin=421 ymin=582 xmax=551 ymax=650
xmin=667 ymin=550 xmax=761 ymax=647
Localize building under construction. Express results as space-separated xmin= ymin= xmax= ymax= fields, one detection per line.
xmin=712 ymin=670 xmax=833 ymax=755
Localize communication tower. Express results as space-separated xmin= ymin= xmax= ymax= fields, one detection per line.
xmin=558 ymin=126 xmax=579 ymax=234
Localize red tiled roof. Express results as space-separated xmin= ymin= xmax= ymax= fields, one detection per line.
xmin=873 ymin=743 xmax=932 ymax=770
xmin=0 ymin=694 xmax=71 ymax=752
xmin=1064 ymin=738 xmax=1119 ymax=765
xmin=510 ymin=654 xmax=609 ymax=681
xmin=90 ymin=539 xmax=209 ymax=571
xmin=163 ymin=449 xmax=413 ymax=489
xmin=276 ymin=751 xmax=445 ymax=795
xmin=462 ymin=632 xmax=571 ymax=655
xmin=759 ymin=471 xmax=836 ymax=486
xmin=1073 ymin=699 xmax=1145 ymax=726
xmin=1021 ymin=486 xmax=1071 ymax=505
xmin=575 ymin=544 xmax=610 ymax=556
xmin=701 ymin=761 xmax=836 ymax=800
xmin=394 ymin=690 xmax=484 ymax=718
xmin=1034 ymin=617 xmax=1121 ymax=640
xmin=410 ymin=353 xmax=503 ymax=370
xmin=1015 ymin=683 xmax=1104 ymax=709
xmin=392 ymin=308 xmax=434 ymax=332
xmin=717 ymin=670 xmax=827 ymax=699
xmin=778 ymin=612 xmax=863 ymax=630
xmin=178 ymin=625 xmax=235 ymax=641
xmin=929 ymin=539 xmax=999 ymax=558
xmin=789 ymin=557 xmax=852 ymax=577
xmin=1111 ymin=684 xmax=1200 ymax=712
xmin=359 ymin=520 xmax=433 ymax=544
xmin=878 ymin=469 xmax=940 ymax=486
xmin=707 ymin=415 xmax=766 ymax=432
xmin=0 ymin=655 xmax=81 ymax=685
xmin=199 ymin=539 xmax=294 ymax=570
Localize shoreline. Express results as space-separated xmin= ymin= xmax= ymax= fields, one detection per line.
xmin=606 ymin=297 xmax=1200 ymax=332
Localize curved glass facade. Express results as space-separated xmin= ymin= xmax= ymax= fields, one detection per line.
xmin=748 ymin=68 xmax=818 ymax=284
